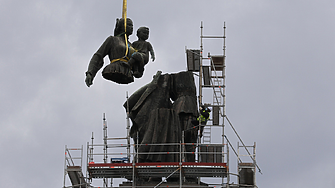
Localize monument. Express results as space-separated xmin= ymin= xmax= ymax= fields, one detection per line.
xmin=124 ymin=71 xmax=199 ymax=164
xmin=83 ymin=1 xmax=210 ymax=185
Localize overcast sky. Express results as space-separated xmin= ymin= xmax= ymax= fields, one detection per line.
xmin=1 ymin=0 xmax=335 ymax=187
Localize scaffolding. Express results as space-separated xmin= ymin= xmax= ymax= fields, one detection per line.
xmin=186 ymin=21 xmax=228 ymax=187
xmin=186 ymin=22 xmax=260 ymax=188
xmin=238 ymin=142 xmax=256 ymax=188
xmin=63 ymin=22 xmax=260 ymax=188
xmin=84 ymin=116 xmax=228 ymax=188
xmin=63 ymin=145 xmax=88 ymax=188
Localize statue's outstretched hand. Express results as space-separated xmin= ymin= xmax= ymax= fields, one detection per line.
xmin=151 ymin=55 xmax=155 ymax=62
xmin=85 ymin=73 xmax=93 ymax=87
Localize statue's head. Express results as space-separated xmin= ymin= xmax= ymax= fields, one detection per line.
xmin=114 ymin=18 xmax=133 ymax=36
xmin=137 ymin=27 xmax=149 ymax=40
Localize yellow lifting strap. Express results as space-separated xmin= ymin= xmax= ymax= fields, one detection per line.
xmin=122 ymin=0 xmax=127 ymax=21
xmin=122 ymin=0 xmax=129 ymax=58
xmin=111 ymin=57 xmax=129 ymax=64
xmin=110 ymin=0 xmax=129 ymax=64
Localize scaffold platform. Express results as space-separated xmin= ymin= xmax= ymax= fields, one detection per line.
xmin=88 ymin=162 xmax=227 ymax=179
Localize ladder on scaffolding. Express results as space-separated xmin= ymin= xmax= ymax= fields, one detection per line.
xmin=63 ymin=145 xmax=87 ymax=188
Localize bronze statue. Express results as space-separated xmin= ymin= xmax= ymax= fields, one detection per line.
xmin=124 ymin=71 xmax=198 ymax=163
xmin=127 ymin=27 xmax=155 ymax=78
xmin=170 ymin=71 xmax=198 ymax=162
xmin=125 ymin=71 xmax=181 ymax=163
xmin=85 ymin=18 xmax=136 ymax=86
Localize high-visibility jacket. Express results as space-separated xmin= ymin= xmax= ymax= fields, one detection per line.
xmin=197 ymin=109 xmax=210 ymax=123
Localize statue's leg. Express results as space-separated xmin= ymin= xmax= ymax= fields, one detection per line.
xmin=127 ymin=57 xmax=135 ymax=69
xmin=131 ymin=53 xmax=145 ymax=78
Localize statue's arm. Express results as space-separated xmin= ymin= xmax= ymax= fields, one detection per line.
xmin=148 ymin=42 xmax=155 ymax=62
xmin=85 ymin=54 xmax=104 ymax=86
xmin=85 ymin=36 xmax=112 ymax=87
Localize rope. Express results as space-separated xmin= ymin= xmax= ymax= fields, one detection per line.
xmin=110 ymin=0 xmax=129 ymax=64
xmin=110 ymin=57 xmax=129 ymax=64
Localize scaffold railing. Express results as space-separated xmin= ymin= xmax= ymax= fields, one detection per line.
xmin=63 ymin=145 xmax=88 ymax=188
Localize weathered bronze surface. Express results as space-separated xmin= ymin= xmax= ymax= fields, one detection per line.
xmin=124 ymin=71 xmax=198 ymax=163
xmin=85 ymin=18 xmax=156 ymax=85
xmin=128 ymin=27 xmax=155 ymax=78
xmin=171 ymin=71 xmax=198 ymax=162
xmin=85 ymin=18 xmax=135 ymax=86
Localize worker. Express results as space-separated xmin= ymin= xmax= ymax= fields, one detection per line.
xmin=191 ymin=105 xmax=211 ymax=137
xmin=198 ymin=105 xmax=211 ymax=124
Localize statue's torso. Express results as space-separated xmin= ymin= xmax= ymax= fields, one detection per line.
xmin=106 ymin=36 xmax=130 ymax=61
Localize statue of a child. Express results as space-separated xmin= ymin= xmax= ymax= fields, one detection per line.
xmin=128 ymin=27 xmax=155 ymax=78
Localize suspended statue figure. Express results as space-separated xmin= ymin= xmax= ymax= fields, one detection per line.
xmin=127 ymin=27 xmax=155 ymax=78
xmin=85 ymin=18 xmax=137 ymax=86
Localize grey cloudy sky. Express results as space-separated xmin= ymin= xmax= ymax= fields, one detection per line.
xmin=1 ymin=0 xmax=335 ymax=187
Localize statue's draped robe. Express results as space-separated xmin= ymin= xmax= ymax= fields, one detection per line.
xmin=125 ymin=71 xmax=199 ymax=163
xmin=87 ymin=35 xmax=134 ymax=84
xmin=125 ymin=72 xmax=181 ymax=162
xmin=171 ymin=71 xmax=198 ymax=162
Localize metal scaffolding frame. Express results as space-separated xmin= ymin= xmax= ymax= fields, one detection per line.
xmin=186 ymin=21 xmax=227 ymax=186
xmin=63 ymin=22 xmax=260 ymax=188
xmin=85 ymin=118 xmax=229 ymax=188
xmin=237 ymin=142 xmax=257 ymax=188
xmin=63 ymin=145 xmax=88 ymax=188
xmin=185 ymin=22 xmax=260 ymax=188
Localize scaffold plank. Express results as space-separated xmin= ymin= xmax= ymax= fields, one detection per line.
xmin=88 ymin=162 xmax=227 ymax=179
